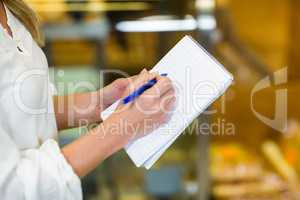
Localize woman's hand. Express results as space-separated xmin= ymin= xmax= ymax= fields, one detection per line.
xmin=102 ymin=70 xmax=176 ymax=142
xmin=98 ymin=77 xmax=133 ymax=110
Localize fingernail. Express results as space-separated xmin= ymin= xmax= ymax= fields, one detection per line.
xmin=141 ymin=68 xmax=147 ymax=74
xmin=153 ymin=72 xmax=159 ymax=76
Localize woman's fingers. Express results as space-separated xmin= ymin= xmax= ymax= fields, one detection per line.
xmin=155 ymin=92 xmax=176 ymax=124
xmin=156 ymin=76 xmax=174 ymax=97
xmin=133 ymin=69 xmax=157 ymax=89
xmin=159 ymin=88 xmax=176 ymax=112
xmin=122 ymin=69 xmax=157 ymax=98
xmin=143 ymin=75 xmax=173 ymax=98
xmin=120 ymin=71 xmax=175 ymax=115
xmin=126 ymin=75 xmax=138 ymax=83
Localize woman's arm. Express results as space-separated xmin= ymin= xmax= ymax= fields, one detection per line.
xmin=54 ymin=78 xmax=132 ymax=130
xmin=61 ymin=115 xmax=130 ymax=177
xmin=53 ymin=92 xmax=100 ymax=130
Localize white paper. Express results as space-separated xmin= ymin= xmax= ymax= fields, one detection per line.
xmin=101 ymin=35 xmax=233 ymax=169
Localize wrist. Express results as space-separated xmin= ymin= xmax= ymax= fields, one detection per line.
xmin=100 ymin=115 xmax=132 ymax=148
xmin=89 ymin=91 xmax=105 ymax=121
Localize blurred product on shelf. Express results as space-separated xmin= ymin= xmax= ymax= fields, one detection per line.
xmin=211 ymin=143 xmax=263 ymax=182
xmin=281 ymin=120 xmax=300 ymax=176
xmin=262 ymin=140 xmax=300 ymax=199
xmin=213 ymin=173 xmax=288 ymax=199
xmin=210 ymin=143 xmax=297 ymax=199
xmin=262 ymin=141 xmax=299 ymax=183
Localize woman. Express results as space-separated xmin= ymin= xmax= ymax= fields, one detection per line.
xmin=0 ymin=0 xmax=175 ymax=199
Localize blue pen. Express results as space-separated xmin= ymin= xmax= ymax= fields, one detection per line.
xmin=122 ymin=73 xmax=168 ymax=104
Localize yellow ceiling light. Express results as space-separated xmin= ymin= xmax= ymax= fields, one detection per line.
xmin=25 ymin=1 xmax=152 ymax=12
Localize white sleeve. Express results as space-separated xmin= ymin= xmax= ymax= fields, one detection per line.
xmin=0 ymin=126 xmax=82 ymax=200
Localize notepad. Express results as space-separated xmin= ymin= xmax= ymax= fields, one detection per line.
xmin=101 ymin=35 xmax=233 ymax=169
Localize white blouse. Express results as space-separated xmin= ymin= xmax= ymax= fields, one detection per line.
xmin=0 ymin=5 xmax=82 ymax=200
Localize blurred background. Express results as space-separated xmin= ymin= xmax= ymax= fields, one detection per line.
xmin=26 ymin=0 xmax=300 ymax=199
